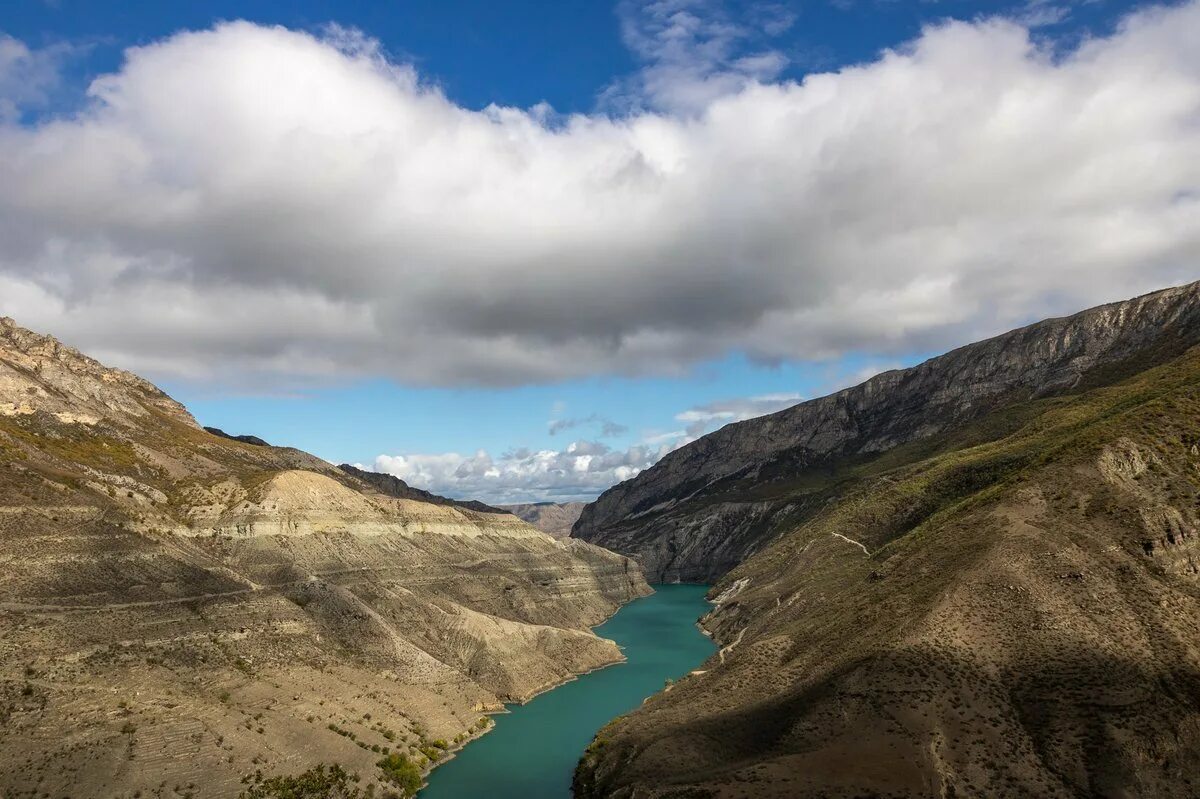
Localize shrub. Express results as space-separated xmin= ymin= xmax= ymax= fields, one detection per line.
xmin=375 ymin=753 xmax=421 ymax=797
xmin=239 ymin=763 xmax=363 ymax=798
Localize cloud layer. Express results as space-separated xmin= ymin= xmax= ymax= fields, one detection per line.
xmin=371 ymin=439 xmax=669 ymax=505
xmin=0 ymin=2 xmax=1198 ymax=388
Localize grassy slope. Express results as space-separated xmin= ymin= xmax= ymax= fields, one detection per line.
xmin=576 ymin=346 xmax=1200 ymax=798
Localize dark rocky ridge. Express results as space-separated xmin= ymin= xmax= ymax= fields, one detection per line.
xmin=337 ymin=463 xmax=505 ymax=514
xmin=574 ymin=281 xmax=1200 ymax=581
xmin=203 ymin=426 xmax=270 ymax=446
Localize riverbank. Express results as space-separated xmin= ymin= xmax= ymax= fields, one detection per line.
xmin=419 ymin=585 xmax=716 ymax=798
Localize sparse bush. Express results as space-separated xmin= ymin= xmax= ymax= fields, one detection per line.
xmin=375 ymin=753 xmax=421 ymax=797
xmin=239 ymin=763 xmax=363 ymax=798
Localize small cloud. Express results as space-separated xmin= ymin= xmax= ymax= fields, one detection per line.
xmin=674 ymin=392 xmax=802 ymax=436
xmin=548 ymin=413 xmax=629 ymax=437
xmin=0 ymin=34 xmax=76 ymax=122
xmin=1016 ymin=0 xmax=1071 ymax=28
xmin=602 ymin=0 xmax=790 ymax=114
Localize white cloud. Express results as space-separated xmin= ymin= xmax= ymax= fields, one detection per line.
xmin=375 ymin=390 xmax=807 ymax=502
xmin=603 ymin=0 xmax=793 ymax=113
xmin=547 ymin=413 xmax=629 ymax=437
xmin=674 ymin=392 xmax=802 ymax=436
xmin=0 ymin=34 xmax=72 ymax=122
xmin=1017 ymin=0 xmax=1071 ymax=29
xmin=0 ymin=3 xmax=1197 ymax=389
xmin=371 ymin=439 xmax=670 ymax=504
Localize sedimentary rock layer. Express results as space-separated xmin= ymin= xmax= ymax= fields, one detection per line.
xmin=0 ymin=317 xmax=649 ymax=797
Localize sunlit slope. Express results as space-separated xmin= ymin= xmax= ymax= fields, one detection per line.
xmin=0 ymin=316 xmax=649 ymax=798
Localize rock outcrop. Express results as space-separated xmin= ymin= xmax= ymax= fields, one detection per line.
xmin=0 ymin=318 xmax=649 ymax=798
xmin=574 ymin=285 xmax=1200 ymax=798
xmin=574 ymin=281 xmax=1200 ymax=581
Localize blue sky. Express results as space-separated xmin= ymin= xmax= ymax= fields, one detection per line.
xmin=4 ymin=1 xmax=1135 ymax=114
xmin=2 ymin=0 xmax=1195 ymax=502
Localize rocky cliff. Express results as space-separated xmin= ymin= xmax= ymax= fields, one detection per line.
xmin=574 ymin=282 xmax=1200 ymax=581
xmin=502 ymin=501 xmax=588 ymax=538
xmin=575 ymin=285 xmax=1200 ymax=798
xmin=0 ymin=317 xmax=649 ymax=798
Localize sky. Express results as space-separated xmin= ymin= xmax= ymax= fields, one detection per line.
xmin=1 ymin=0 xmax=1197 ymax=503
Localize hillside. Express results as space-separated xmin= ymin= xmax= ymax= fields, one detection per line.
xmin=574 ymin=288 xmax=1200 ymax=797
xmin=502 ymin=502 xmax=588 ymax=538
xmin=0 ymin=317 xmax=649 ymax=798
xmin=574 ymin=282 xmax=1200 ymax=582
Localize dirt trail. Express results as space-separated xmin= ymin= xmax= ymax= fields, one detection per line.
xmin=830 ymin=532 xmax=870 ymax=556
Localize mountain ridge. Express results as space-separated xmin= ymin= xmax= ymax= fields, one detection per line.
xmin=574 ymin=281 xmax=1200 ymax=581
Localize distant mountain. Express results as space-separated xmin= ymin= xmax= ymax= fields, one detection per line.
xmin=0 ymin=316 xmax=648 ymax=798
xmin=574 ymin=282 xmax=1200 ymax=798
xmin=502 ymin=501 xmax=588 ymax=538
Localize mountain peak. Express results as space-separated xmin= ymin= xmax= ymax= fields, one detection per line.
xmin=0 ymin=316 xmax=197 ymax=427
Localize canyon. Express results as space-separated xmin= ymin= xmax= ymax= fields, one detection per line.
xmin=0 ymin=317 xmax=648 ymax=798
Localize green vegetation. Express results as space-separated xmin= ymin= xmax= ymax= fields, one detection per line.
xmin=239 ymin=764 xmax=366 ymax=798
xmin=375 ymin=753 xmax=422 ymax=797
xmin=0 ymin=416 xmax=138 ymax=471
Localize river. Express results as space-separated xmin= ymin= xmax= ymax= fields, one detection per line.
xmin=419 ymin=584 xmax=715 ymax=798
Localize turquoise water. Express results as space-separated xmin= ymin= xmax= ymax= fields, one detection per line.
xmin=419 ymin=584 xmax=715 ymax=798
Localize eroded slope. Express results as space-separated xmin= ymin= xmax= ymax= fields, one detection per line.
xmin=0 ymin=317 xmax=649 ymax=798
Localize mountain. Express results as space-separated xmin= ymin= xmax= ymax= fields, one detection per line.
xmin=574 ymin=281 xmax=1200 ymax=582
xmin=502 ymin=502 xmax=588 ymax=538
xmin=338 ymin=462 xmax=506 ymax=514
xmin=0 ymin=317 xmax=649 ymax=798
xmin=574 ymin=282 xmax=1200 ymax=798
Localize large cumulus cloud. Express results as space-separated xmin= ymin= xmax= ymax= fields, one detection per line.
xmin=0 ymin=2 xmax=1198 ymax=387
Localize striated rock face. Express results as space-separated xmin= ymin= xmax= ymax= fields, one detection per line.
xmin=0 ymin=316 xmax=197 ymax=426
xmin=502 ymin=501 xmax=588 ymax=538
xmin=575 ymin=295 xmax=1200 ymax=799
xmin=0 ymin=318 xmax=649 ymax=798
xmin=575 ymin=281 xmax=1200 ymax=581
